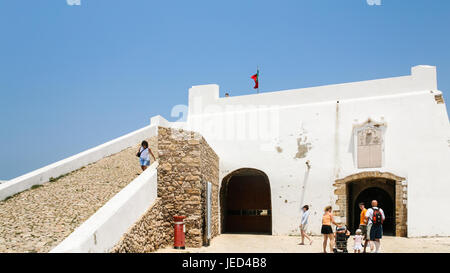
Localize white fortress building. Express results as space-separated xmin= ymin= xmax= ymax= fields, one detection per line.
xmin=1 ymin=65 xmax=449 ymax=253
xmin=184 ymin=65 xmax=450 ymax=237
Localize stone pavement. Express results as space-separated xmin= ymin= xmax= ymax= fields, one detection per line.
xmin=157 ymin=234 xmax=450 ymax=253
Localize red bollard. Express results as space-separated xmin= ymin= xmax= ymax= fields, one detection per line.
xmin=173 ymin=215 xmax=186 ymax=249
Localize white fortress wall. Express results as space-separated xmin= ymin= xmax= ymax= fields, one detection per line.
xmin=187 ymin=65 xmax=437 ymax=112
xmin=395 ymin=92 xmax=450 ymax=237
xmin=336 ymin=90 xmax=450 ymax=237
xmin=185 ymin=65 xmax=450 ymax=237
xmin=50 ymin=162 xmax=159 ymax=253
xmin=0 ymin=115 xmax=169 ymax=201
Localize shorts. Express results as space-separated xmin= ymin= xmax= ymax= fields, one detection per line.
xmin=321 ymin=225 xmax=333 ymax=234
xmin=140 ymin=158 xmax=150 ymax=166
xmin=300 ymin=224 xmax=308 ymax=232
xmin=359 ymin=225 xmax=368 ymax=240
xmin=370 ymin=224 xmax=383 ymax=241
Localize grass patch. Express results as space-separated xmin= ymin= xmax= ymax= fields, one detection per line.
xmin=48 ymin=172 xmax=71 ymax=183
xmin=31 ymin=184 xmax=42 ymax=190
xmin=1 ymin=164 xmax=90 ymax=202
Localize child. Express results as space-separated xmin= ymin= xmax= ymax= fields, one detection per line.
xmin=137 ymin=140 xmax=156 ymax=171
xmin=334 ymin=225 xmax=351 ymax=253
xmin=353 ymin=229 xmax=364 ymax=253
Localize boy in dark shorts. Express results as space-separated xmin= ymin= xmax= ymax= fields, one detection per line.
xmin=358 ymin=202 xmax=369 ymax=253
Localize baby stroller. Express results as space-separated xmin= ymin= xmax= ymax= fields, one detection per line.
xmin=333 ymin=226 xmax=350 ymax=253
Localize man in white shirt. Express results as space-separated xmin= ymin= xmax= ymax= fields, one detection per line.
xmin=365 ymin=200 xmax=385 ymax=253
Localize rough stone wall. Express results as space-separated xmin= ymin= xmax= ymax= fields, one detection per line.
xmin=111 ymin=198 xmax=170 ymax=253
xmin=157 ymin=127 xmax=219 ymax=248
xmin=395 ymin=180 xmax=408 ymax=237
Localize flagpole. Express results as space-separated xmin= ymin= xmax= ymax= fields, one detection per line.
xmin=257 ymin=65 xmax=259 ymax=94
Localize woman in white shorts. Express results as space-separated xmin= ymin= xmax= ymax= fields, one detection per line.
xmin=299 ymin=205 xmax=313 ymax=245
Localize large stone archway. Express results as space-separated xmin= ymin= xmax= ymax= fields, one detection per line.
xmin=333 ymin=171 xmax=407 ymax=237
xmin=220 ymin=168 xmax=272 ymax=234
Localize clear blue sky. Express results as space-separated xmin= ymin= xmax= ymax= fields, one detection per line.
xmin=1 ymin=0 xmax=449 ymax=180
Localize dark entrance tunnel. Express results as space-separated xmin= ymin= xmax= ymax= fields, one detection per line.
xmin=220 ymin=169 xmax=272 ymax=234
xmin=350 ymin=186 xmax=395 ymax=236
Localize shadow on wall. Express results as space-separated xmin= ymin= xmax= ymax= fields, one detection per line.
xmin=299 ymin=164 xmax=311 ymax=209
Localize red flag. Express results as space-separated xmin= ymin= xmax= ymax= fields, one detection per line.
xmin=251 ymin=69 xmax=259 ymax=89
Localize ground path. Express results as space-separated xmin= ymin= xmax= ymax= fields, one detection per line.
xmin=157 ymin=234 xmax=450 ymax=253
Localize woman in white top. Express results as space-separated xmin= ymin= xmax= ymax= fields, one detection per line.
xmin=299 ymin=205 xmax=313 ymax=245
xmin=137 ymin=140 xmax=156 ymax=171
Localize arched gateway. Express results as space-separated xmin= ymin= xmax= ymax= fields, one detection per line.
xmin=220 ymin=168 xmax=272 ymax=234
xmin=334 ymin=171 xmax=408 ymax=237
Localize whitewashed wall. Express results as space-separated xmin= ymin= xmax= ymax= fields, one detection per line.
xmin=50 ymin=162 xmax=159 ymax=253
xmin=0 ymin=115 xmax=169 ymax=201
xmin=185 ymin=65 xmax=450 ymax=237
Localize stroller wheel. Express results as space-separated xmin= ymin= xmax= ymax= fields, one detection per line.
xmin=343 ymin=249 xmax=348 ymax=253
xmin=333 ymin=248 xmax=338 ymax=253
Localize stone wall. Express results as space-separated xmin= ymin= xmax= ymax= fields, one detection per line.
xmin=394 ymin=180 xmax=408 ymax=237
xmin=111 ymin=126 xmax=219 ymax=252
xmin=158 ymin=127 xmax=219 ymax=248
xmin=111 ymin=198 xmax=170 ymax=253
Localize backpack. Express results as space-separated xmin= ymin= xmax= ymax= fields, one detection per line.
xmin=372 ymin=208 xmax=383 ymax=225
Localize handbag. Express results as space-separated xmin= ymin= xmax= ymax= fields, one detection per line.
xmin=136 ymin=147 xmax=144 ymax=158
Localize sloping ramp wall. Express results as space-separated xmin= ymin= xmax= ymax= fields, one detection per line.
xmin=50 ymin=162 xmax=158 ymax=253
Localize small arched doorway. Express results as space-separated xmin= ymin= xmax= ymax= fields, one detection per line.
xmin=335 ymin=171 xmax=407 ymax=237
xmin=351 ymin=187 xmax=395 ymax=235
xmin=220 ymin=168 xmax=272 ymax=234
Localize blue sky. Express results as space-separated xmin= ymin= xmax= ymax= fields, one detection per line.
xmin=0 ymin=0 xmax=449 ymax=180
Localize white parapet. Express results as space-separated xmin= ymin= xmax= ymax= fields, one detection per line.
xmin=50 ymin=161 xmax=159 ymax=253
